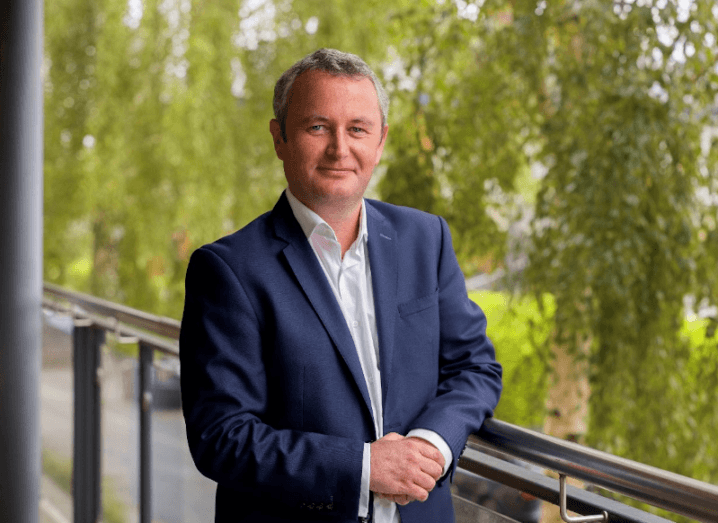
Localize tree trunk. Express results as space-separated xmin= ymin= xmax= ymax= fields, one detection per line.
xmin=541 ymin=333 xmax=591 ymax=523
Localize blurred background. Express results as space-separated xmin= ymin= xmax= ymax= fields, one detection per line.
xmin=40 ymin=0 xmax=718 ymax=521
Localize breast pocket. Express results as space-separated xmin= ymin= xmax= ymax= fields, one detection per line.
xmin=397 ymin=288 xmax=440 ymax=360
xmin=390 ymin=289 xmax=441 ymax=423
xmin=398 ymin=288 xmax=439 ymax=318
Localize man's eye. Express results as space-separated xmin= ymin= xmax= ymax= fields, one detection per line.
xmin=309 ymin=125 xmax=324 ymax=131
xmin=351 ymin=127 xmax=366 ymax=134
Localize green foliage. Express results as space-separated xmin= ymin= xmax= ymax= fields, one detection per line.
xmin=379 ymin=2 xmax=542 ymax=273
xmin=512 ymin=0 xmax=718 ymax=486
xmin=374 ymin=0 xmax=718 ymax=490
xmin=44 ymin=0 xmax=286 ymax=318
xmin=44 ymin=0 xmax=718 ymax=508
xmin=471 ymin=289 xmax=718 ymax=521
xmin=43 ymin=0 xmax=411 ymax=318
xmin=470 ymin=291 xmax=554 ymax=428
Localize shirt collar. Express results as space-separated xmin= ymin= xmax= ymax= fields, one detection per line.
xmin=285 ymin=188 xmax=368 ymax=245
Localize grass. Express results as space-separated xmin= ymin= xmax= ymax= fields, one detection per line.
xmin=42 ymin=448 xmax=128 ymax=523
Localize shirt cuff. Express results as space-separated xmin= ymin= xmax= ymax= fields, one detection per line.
xmin=359 ymin=442 xmax=371 ymax=518
xmin=406 ymin=428 xmax=453 ymax=477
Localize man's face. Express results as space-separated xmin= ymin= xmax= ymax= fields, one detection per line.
xmin=270 ymin=70 xmax=388 ymax=215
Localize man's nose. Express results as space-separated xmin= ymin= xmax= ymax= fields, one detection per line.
xmin=326 ymin=130 xmax=348 ymax=158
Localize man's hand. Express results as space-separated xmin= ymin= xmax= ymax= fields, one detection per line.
xmin=370 ymin=433 xmax=445 ymax=504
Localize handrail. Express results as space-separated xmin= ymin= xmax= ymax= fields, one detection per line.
xmin=44 ymin=282 xmax=181 ymax=339
xmin=473 ymin=418 xmax=718 ymax=523
xmin=43 ymin=283 xmax=175 ymax=523
xmin=42 ymin=296 xmax=179 ymax=356
xmin=42 ymin=283 xmax=718 ymax=523
xmin=457 ymin=447 xmax=674 ymax=523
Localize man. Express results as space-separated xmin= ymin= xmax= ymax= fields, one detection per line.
xmin=180 ymin=48 xmax=502 ymax=523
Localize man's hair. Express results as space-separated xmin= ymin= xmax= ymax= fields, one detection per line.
xmin=273 ymin=48 xmax=389 ymax=142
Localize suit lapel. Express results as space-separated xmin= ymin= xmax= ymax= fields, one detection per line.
xmin=366 ymin=202 xmax=398 ymax=412
xmin=271 ymin=194 xmax=374 ymax=421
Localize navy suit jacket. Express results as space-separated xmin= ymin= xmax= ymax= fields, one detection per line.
xmin=180 ymin=193 xmax=502 ymax=523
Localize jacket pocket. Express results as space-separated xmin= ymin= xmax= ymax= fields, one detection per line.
xmin=398 ymin=288 xmax=439 ymax=317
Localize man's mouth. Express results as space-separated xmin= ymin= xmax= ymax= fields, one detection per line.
xmin=318 ymin=167 xmax=354 ymax=174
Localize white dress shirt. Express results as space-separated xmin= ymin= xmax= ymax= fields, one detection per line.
xmin=285 ymin=189 xmax=452 ymax=522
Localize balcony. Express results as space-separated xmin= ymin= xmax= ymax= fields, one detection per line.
xmin=37 ymin=283 xmax=718 ymax=523
xmin=3 ymin=2 xmax=718 ymax=521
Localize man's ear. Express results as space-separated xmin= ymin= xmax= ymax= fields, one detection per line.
xmin=374 ymin=125 xmax=389 ymax=166
xmin=269 ymin=119 xmax=285 ymax=160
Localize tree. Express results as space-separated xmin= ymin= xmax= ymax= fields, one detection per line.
xmin=45 ymin=0 xmax=283 ymax=317
xmin=44 ymin=0 xmax=101 ymax=287
xmin=376 ymin=1 xmax=718 ymax=512
xmin=519 ymin=1 xmax=718 ymax=515
xmin=379 ymin=2 xmax=541 ymax=274
xmin=43 ymin=1 xmax=718 ymax=507
xmin=44 ymin=0 xmax=412 ymax=318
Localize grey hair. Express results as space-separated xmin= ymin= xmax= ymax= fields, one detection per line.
xmin=273 ymin=48 xmax=389 ymax=142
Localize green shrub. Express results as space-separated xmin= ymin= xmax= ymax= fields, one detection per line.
xmin=469 ymin=291 xmax=554 ymax=428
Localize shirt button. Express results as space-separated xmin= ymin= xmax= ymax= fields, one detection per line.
xmin=353 ymin=321 xmax=359 ymax=327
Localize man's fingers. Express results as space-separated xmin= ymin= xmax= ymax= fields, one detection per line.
xmin=415 ymin=452 xmax=443 ymax=481
xmin=408 ymin=437 xmax=445 ymax=469
xmin=397 ymin=482 xmax=431 ymax=503
xmin=370 ymin=435 xmax=441 ymax=500
xmin=410 ymin=469 xmax=437 ymax=493
xmin=407 ymin=438 xmax=444 ymax=479
xmin=377 ymin=493 xmax=414 ymax=505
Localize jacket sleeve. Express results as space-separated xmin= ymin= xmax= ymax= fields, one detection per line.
xmin=179 ymin=246 xmax=364 ymax=517
xmin=407 ymin=216 xmax=503 ymax=477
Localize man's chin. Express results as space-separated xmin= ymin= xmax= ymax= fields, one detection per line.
xmin=308 ymin=189 xmax=365 ymax=212
xmin=314 ymin=180 xmax=366 ymax=200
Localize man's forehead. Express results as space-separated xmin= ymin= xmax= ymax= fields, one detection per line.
xmin=287 ymin=70 xmax=381 ymax=117
xmin=297 ymin=68 xmax=373 ymax=87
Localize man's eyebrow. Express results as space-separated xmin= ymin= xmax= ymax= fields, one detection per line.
xmin=349 ymin=117 xmax=376 ymax=128
xmin=298 ymin=115 xmax=329 ymax=124
xmin=297 ymin=115 xmax=377 ymax=128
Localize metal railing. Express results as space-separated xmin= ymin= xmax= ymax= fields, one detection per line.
xmin=42 ymin=283 xmax=718 ymax=523
xmin=43 ymin=283 xmax=179 ymax=523
xmin=463 ymin=422 xmax=718 ymax=523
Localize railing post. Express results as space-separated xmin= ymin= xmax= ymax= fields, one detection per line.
xmin=72 ymin=322 xmax=104 ymax=523
xmin=139 ymin=341 xmax=154 ymax=523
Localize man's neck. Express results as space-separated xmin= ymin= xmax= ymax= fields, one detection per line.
xmin=320 ymin=202 xmax=362 ymax=258
xmin=286 ymin=189 xmax=364 ymax=258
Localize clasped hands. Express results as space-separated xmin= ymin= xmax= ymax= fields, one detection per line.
xmin=369 ymin=432 xmax=445 ymax=506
